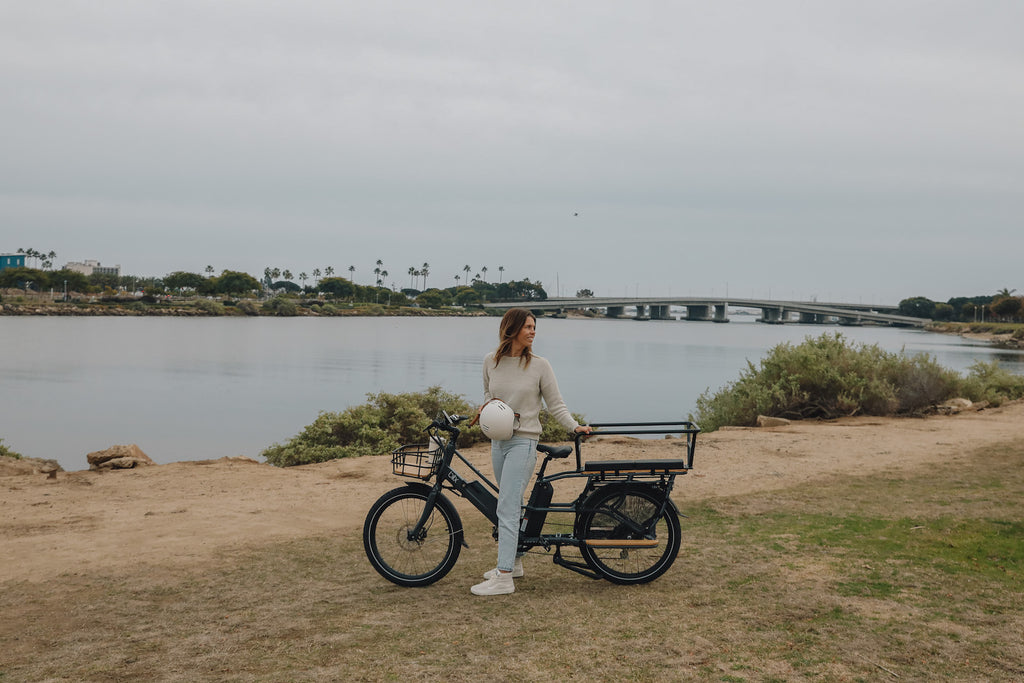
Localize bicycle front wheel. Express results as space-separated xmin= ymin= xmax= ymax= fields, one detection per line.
xmin=576 ymin=484 xmax=681 ymax=585
xmin=363 ymin=485 xmax=463 ymax=587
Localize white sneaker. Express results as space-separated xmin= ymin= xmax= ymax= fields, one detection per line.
xmin=483 ymin=558 xmax=524 ymax=580
xmin=471 ymin=572 xmax=515 ymax=596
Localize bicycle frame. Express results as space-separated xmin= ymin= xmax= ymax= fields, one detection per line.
xmin=406 ymin=415 xmax=699 ymax=579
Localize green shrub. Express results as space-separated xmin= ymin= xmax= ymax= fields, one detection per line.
xmin=958 ymin=361 xmax=1024 ymax=406
xmin=194 ymin=299 xmax=226 ymax=315
xmin=261 ymin=387 xmax=481 ymax=466
xmin=261 ymin=387 xmax=587 ymax=467
xmin=693 ymin=333 xmax=965 ymax=432
xmin=235 ymin=299 xmax=260 ymax=316
xmin=0 ymin=438 xmax=23 ymax=459
xmin=262 ymin=297 xmax=298 ymax=317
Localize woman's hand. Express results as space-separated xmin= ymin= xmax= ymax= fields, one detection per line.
xmin=574 ymin=425 xmax=593 ymax=435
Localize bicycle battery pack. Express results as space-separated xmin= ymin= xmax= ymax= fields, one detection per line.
xmin=461 ymin=480 xmax=497 ymax=521
xmin=521 ymin=481 xmax=553 ymax=537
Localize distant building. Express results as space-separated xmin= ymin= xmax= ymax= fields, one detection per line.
xmin=64 ymin=259 xmax=121 ymax=277
xmin=0 ymin=253 xmax=27 ymax=272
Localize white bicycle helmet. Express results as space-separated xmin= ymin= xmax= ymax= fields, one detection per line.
xmin=478 ymin=399 xmax=517 ymax=440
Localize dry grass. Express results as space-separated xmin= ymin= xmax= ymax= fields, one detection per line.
xmin=3 ymin=444 xmax=1022 ymax=682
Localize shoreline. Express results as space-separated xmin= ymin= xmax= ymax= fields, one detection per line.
xmin=2 ymin=300 xmax=1021 ymax=346
xmin=0 ymin=300 xmax=490 ymax=318
xmin=3 ymin=400 xmax=1023 ymax=584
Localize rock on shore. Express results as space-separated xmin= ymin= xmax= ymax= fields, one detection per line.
xmin=86 ymin=444 xmax=156 ymax=470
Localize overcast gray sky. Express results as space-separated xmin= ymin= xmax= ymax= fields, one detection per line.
xmin=2 ymin=1 xmax=1021 ymax=304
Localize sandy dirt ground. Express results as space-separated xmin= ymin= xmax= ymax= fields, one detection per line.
xmin=3 ymin=401 xmax=1023 ymax=585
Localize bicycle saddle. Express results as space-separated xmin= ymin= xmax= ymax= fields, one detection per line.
xmin=537 ymin=444 xmax=573 ymax=459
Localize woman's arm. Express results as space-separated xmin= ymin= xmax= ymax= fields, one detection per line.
xmin=538 ymin=359 xmax=583 ymax=433
xmin=482 ymin=354 xmax=494 ymax=402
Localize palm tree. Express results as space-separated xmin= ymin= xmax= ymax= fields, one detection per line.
xmin=997 ymin=288 xmax=1017 ymax=297
xmin=408 ymin=266 xmax=416 ymax=289
xmin=481 ymin=266 xmax=488 ymax=282
xmin=271 ymin=268 xmax=281 ymax=281
xmin=498 ymin=265 xmax=504 ymax=283
xmin=282 ymin=269 xmax=293 ymax=281
xmin=19 ymin=247 xmax=38 ymax=268
xmin=463 ymin=264 xmax=471 ymax=284
xmin=324 ymin=266 xmax=334 ymax=278
xmin=421 ymin=263 xmax=430 ymax=290
xmin=455 ymin=274 xmax=461 ymax=287
xmin=348 ymin=265 xmax=355 ymax=282
xmin=299 ymin=272 xmax=308 ymax=289
xmin=205 ymin=265 xmax=214 ymax=278
xmin=312 ymin=268 xmax=321 ymax=286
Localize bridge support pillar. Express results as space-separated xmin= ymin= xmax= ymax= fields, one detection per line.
xmin=634 ymin=305 xmax=649 ymax=320
xmin=685 ymin=305 xmax=711 ymax=321
xmin=605 ymin=306 xmax=624 ymax=318
xmin=650 ymin=305 xmax=672 ymax=320
xmin=713 ymin=304 xmax=729 ymax=323
xmin=760 ymin=307 xmax=785 ymax=324
xmin=799 ymin=312 xmax=825 ymax=324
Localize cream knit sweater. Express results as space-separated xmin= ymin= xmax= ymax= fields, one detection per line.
xmin=482 ymin=352 xmax=580 ymax=440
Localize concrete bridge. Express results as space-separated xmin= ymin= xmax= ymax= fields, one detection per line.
xmin=482 ymin=297 xmax=927 ymax=327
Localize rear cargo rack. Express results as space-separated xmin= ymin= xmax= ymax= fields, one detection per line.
xmin=573 ymin=421 xmax=700 ymax=473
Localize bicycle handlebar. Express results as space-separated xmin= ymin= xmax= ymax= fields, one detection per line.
xmin=430 ymin=412 xmax=470 ymax=433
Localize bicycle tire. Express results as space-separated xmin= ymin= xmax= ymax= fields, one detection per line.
xmin=363 ymin=485 xmax=463 ymax=587
xmin=576 ymin=483 xmax=681 ymax=585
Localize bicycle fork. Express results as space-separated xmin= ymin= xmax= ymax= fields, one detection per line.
xmin=407 ymin=467 xmax=499 ymax=549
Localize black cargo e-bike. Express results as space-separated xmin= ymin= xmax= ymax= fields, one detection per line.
xmin=363 ymin=412 xmax=699 ymax=587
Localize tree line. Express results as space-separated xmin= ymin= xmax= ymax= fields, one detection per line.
xmin=899 ymin=289 xmax=1022 ymax=323
xmin=0 ymin=265 xmax=548 ymax=306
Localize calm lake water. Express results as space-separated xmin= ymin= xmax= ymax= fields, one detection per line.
xmin=2 ymin=315 xmax=1022 ymax=470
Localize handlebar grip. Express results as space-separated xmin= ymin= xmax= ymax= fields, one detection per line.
xmin=430 ymin=415 xmax=468 ymax=432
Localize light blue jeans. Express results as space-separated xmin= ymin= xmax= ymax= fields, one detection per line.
xmin=491 ymin=436 xmax=538 ymax=573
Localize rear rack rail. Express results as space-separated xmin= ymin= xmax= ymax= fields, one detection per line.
xmin=573 ymin=421 xmax=700 ymax=473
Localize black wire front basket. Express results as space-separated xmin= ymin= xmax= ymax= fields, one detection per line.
xmin=391 ymin=441 xmax=442 ymax=480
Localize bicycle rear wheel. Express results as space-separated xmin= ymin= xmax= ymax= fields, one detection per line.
xmin=363 ymin=485 xmax=463 ymax=587
xmin=576 ymin=484 xmax=681 ymax=585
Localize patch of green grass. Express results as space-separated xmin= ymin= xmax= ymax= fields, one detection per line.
xmin=743 ymin=512 xmax=1023 ymax=588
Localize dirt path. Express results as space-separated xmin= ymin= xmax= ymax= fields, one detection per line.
xmin=4 ymin=401 xmax=1022 ymax=584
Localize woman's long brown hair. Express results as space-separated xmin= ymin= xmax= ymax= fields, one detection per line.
xmin=493 ymin=308 xmax=535 ymax=368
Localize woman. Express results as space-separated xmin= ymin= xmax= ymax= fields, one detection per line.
xmin=471 ymin=308 xmax=591 ymax=596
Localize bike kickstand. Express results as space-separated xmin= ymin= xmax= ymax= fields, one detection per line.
xmin=552 ymin=547 xmax=602 ymax=580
